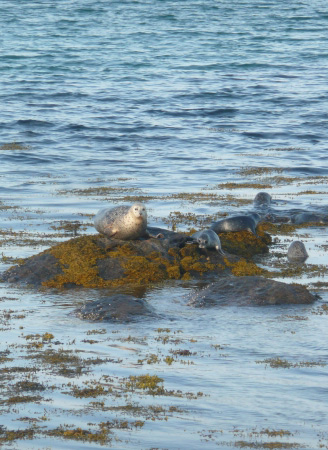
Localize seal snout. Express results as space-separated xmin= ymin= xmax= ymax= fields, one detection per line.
xmin=198 ymin=238 xmax=208 ymax=249
xmin=132 ymin=203 xmax=147 ymax=219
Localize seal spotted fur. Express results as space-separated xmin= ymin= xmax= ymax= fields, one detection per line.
xmin=94 ymin=203 xmax=149 ymax=240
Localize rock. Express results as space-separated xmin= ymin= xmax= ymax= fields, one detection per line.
xmin=75 ymin=294 xmax=154 ymax=322
xmin=188 ymin=276 xmax=319 ymax=307
xmin=218 ymin=227 xmax=270 ymax=258
xmin=1 ymin=227 xmax=270 ymax=289
xmin=1 ymin=252 xmax=63 ymax=286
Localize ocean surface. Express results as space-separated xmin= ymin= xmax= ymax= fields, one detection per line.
xmin=1 ymin=1 xmax=328 ymax=448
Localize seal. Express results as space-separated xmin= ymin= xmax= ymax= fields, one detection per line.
xmin=254 ymin=191 xmax=272 ymax=208
xmin=94 ymin=203 xmax=149 ymax=240
xmin=287 ymin=241 xmax=309 ymax=262
xmin=249 ymin=212 xmax=261 ymax=225
xmin=191 ymin=229 xmax=225 ymax=254
xmin=291 ymin=212 xmax=327 ymax=225
xmin=210 ymin=214 xmax=259 ymax=236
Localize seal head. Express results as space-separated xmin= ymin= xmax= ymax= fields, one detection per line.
xmin=94 ymin=203 xmax=148 ymax=240
xmin=191 ymin=229 xmax=225 ymax=255
xmin=254 ymin=192 xmax=272 ymax=208
xmin=287 ymin=241 xmax=309 ymax=262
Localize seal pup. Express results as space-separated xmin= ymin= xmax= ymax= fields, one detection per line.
xmin=287 ymin=241 xmax=309 ymax=262
xmin=254 ymin=192 xmax=272 ymax=208
xmin=191 ymin=229 xmax=225 ymax=255
xmin=210 ymin=214 xmax=259 ymax=236
xmin=94 ymin=203 xmax=149 ymax=240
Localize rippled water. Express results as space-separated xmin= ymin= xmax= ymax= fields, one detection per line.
xmin=1 ymin=1 xmax=328 ymax=448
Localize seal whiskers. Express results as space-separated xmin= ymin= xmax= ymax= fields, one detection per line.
xmin=191 ymin=229 xmax=225 ymax=255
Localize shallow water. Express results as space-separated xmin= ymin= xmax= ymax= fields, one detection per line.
xmin=1 ymin=0 xmax=328 ymax=448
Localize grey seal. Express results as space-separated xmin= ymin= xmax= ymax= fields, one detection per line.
xmin=249 ymin=212 xmax=261 ymax=225
xmin=287 ymin=241 xmax=309 ymax=262
xmin=254 ymin=192 xmax=272 ymax=207
xmin=94 ymin=203 xmax=149 ymax=240
xmin=191 ymin=229 xmax=225 ymax=255
xmin=291 ymin=213 xmax=327 ymax=225
xmin=210 ymin=214 xmax=259 ymax=236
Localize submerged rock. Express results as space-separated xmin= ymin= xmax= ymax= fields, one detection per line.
xmin=188 ymin=276 xmax=319 ymax=307
xmin=75 ymin=294 xmax=154 ymax=322
xmin=1 ymin=227 xmax=270 ymax=289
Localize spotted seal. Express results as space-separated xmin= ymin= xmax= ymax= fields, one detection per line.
xmin=191 ymin=229 xmax=225 ymax=254
xmin=94 ymin=203 xmax=149 ymax=240
xmin=287 ymin=241 xmax=309 ymax=262
xmin=253 ymin=192 xmax=272 ymax=208
xmin=210 ymin=214 xmax=260 ymax=236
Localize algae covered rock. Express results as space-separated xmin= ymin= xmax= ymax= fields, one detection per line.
xmin=188 ymin=276 xmax=319 ymax=307
xmin=1 ymin=227 xmax=270 ymax=289
xmin=75 ymin=294 xmax=154 ymax=322
xmin=218 ymin=224 xmax=271 ymax=258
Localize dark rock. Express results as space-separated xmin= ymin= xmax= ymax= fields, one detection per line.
xmin=75 ymin=294 xmax=154 ymax=322
xmin=1 ymin=227 xmax=268 ymax=289
xmin=188 ymin=276 xmax=319 ymax=307
xmin=2 ymin=252 xmax=62 ymax=286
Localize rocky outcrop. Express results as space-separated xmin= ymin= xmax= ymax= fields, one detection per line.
xmin=1 ymin=225 xmax=319 ymax=309
xmin=188 ymin=276 xmax=319 ymax=307
xmin=1 ymin=227 xmax=270 ymax=289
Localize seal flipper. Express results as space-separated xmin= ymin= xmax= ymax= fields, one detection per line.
xmin=247 ymin=224 xmax=258 ymax=237
xmin=149 ymin=233 xmax=164 ymax=239
xmin=143 ymin=229 xmax=164 ymax=239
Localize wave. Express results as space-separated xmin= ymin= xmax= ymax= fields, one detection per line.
xmin=16 ymin=119 xmax=54 ymax=128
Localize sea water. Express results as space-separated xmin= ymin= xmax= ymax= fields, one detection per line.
xmin=1 ymin=1 xmax=328 ymax=448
